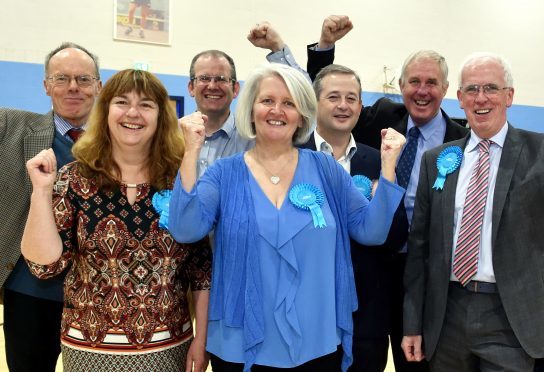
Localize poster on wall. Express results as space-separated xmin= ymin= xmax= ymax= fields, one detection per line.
xmin=114 ymin=0 xmax=171 ymax=45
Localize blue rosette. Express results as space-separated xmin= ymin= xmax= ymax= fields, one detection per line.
xmin=352 ymin=175 xmax=373 ymax=200
xmin=152 ymin=189 xmax=172 ymax=230
xmin=432 ymin=146 xmax=463 ymax=190
xmin=289 ymin=183 xmax=327 ymax=228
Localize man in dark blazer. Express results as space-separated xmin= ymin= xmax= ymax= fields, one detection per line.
xmin=300 ymin=63 xmax=407 ymax=372
xmin=305 ymin=15 xmax=468 ymax=372
xmin=402 ymin=53 xmax=544 ymax=371
xmin=0 ymin=42 xmax=101 ymax=371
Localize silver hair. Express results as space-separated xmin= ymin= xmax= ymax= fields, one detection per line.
xmin=458 ymin=52 xmax=513 ymax=88
xmin=236 ymin=63 xmax=317 ymax=145
xmin=399 ymin=50 xmax=448 ymax=86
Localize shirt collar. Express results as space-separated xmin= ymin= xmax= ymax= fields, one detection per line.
xmin=207 ymin=111 xmax=235 ymax=139
xmin=54 ymin=113 xmax=86 ymax=136
xmin=467 ymin=120 xmax=509 ymax=152
xmin=407 ymin=109 xmax=444 ymax=142
xmin=314 ymin=130 xmax=357 ymax=160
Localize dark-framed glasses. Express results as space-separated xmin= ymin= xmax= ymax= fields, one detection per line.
xmin=47 ymin=74 xmax=98 ymax=88
xmin=460 ymin=84 xmax=511 ymax=97
xmin=191 ymin=75 xmax=235 ymax=86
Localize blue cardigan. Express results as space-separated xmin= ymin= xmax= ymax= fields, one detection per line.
xmin=169 ymin=149 xmax=404 ymax=371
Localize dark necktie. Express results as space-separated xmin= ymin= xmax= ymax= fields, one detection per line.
xmin=453 ymin=139 xmax=492 ymax=285
xmin=67 ymin=128 xmax=84 ymax=143
xmin=396 ymin=126 xmax=421 ymax=189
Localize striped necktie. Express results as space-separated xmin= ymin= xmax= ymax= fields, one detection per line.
xmin=453 ymin=139 xmax=492 ymax=285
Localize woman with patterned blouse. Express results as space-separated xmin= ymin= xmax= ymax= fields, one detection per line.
xmin=21 ymin=69 xmax=212 ymax=372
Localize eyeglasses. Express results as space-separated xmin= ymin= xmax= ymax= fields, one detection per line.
xmin=47 ymin=74 xmax=98 ymax=88
xmin=191 ymin=75 xmax=235 ymax=86
xmin=460 ymin=84 xmax=511 ymax=97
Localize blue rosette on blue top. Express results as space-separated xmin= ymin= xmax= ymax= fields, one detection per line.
xmin=152 ymin=189 xmax=172 ymax=230
xmin=432 ymin=146 xmax=463 ymax=190
xmin=289 ymin=183 xmax=327 ymax=228
xmin=352 ymin=175 xmax=373 ymax=200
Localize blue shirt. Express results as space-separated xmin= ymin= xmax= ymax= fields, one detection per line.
xmin=403 ymin=111 xmax=446 ymax=226
xmin=197 ymin=112 xmax=253 ymax=177
xmin=169 ymin=149 xmax=405 ymax=370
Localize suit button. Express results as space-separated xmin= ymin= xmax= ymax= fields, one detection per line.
xmin=6 ymin=263 xmax=15 ymax=270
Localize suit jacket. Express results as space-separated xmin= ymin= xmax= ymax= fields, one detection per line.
xmin=300 ymin=134 xmax=403 ymax=338
xmin=403 ymin=125 xmax=544 ymax=359
xmin=0 ymin=109 xmax=55 ymax=290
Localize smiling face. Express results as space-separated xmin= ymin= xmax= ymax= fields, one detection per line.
xmin=399 ymin=58 xmax=448 ymax=126
xmin=188 ymin=55 xmax=239 ymax=118
xmin=252 ymin=75 xmax=303 ymax=145
xmin=316 ymin=73 xmax=362 ymax=137
xmin=44 ymin=48 xmax=101 ymax=127
xmin=107 ymin=90 xmax=159 ymax=153
xmin=457 ymin=59 xmax=513 ymax=139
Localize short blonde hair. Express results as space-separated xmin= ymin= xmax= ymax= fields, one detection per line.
xmin=236 ymin=63 xmax=316 ymax=145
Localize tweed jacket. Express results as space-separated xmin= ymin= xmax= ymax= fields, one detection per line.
xmin=0 ymin=109 xmax=55 ymax=293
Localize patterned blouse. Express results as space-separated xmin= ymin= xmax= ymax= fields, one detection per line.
xmin=27 ymin=162 xmax=212 ymax=353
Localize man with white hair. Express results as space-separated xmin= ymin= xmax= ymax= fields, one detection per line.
xmin=402 ymin=52 xmax=544 ymax=371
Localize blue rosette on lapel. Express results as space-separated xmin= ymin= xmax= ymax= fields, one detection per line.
xmin=289 ymin=183 xmax=327 ymax=228
xmin=433 ymin=146 xmax=463 ymax=190
xmin=352 ymin=174 xmax=373 ymax=200
xmin=152 ymin=189 xmax=172 ymax=230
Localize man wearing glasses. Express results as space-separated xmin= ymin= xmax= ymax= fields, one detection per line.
xmin=0 ymin=42 xmax=101 ymax=371
xmin=181 ymin=33 xmax=304 ymax=177
xmin=402 ymin=53 xmax=544 ymax=371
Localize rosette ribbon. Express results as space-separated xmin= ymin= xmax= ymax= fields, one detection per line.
xmin=289 ymin=183 xmax=327 ymax=228
xmin=432 ymin=146 xmax=463 ymax=190
xmin=152 ymin=189 xmax=172 ymax=230
xmin=352 ymin=175 xmax=373 ymax=200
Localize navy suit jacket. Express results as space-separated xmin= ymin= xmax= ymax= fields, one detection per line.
xmin=300 ymin=134 xmax=405 ymax=337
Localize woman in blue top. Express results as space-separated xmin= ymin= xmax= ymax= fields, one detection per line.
xmin=169 ymin=63 xmax=406 ymax=371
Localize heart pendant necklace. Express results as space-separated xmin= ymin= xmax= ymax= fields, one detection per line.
xmin=252 ymin=148 xmax=295 ymax=185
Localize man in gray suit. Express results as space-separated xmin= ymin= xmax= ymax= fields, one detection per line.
xmin=402 ymin=53 xmax=544 ymax=371
xmin=0 ymin=42 xmax=101 ymax=371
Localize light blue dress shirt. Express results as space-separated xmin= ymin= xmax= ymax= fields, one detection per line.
xmin=197 ymin=112 xmax=253 ymax=177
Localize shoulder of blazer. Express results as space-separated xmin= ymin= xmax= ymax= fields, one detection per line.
xmin=0 ymin=109 xmax=54 ymax=142
xmin=443 ymin=109 xmax=469 ymax=142
xmin=298 ymin=132 xmax=317 ymax=151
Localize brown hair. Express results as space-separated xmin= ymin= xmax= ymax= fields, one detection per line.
xmin=73 ymin=69 xmax=183 ymax=190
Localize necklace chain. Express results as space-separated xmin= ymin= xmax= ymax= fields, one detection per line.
xmin=251 ymin=148 xmax=295 ymax=185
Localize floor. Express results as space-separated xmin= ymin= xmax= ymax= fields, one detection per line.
xmin=0 ymin=305 xmax=395 ymax=371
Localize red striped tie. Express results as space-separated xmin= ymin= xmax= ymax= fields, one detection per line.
xmin=67 ymin=128 xmax=84 ymax=142
xmin=453 ymin=139 xmax=491 ymax=286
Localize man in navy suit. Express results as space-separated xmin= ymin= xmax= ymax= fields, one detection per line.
xmin=305 ymin=15 xmax=468 ymax=372
xmin=300 ymin=64 xmax=403 ymax=372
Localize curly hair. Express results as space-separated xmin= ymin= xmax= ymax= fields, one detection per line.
xmin=72 ymin=69 xmax=183 ymax=190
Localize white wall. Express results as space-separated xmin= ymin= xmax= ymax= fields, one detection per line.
xmin=1 ymin=0 xmax=543 ymax=106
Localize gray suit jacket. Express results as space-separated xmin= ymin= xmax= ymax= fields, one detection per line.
xmin=403 ymin=124 xmax=544 ymax=359
xmin=0 ymin=108 xmax=55 ymax=290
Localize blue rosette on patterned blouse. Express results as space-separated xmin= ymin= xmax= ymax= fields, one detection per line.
xmin=289 ymin=183 xmax=327 ymax=228
xmin=152 ymin=189 xmax=172 ymax=230
xmin=432 ymin=146 xmax=463 ymax=190
xmin=352 ymin=175 xmax=373 ymax=200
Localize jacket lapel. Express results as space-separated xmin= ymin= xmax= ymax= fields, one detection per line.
xmin=491 ymin=125 xmax=522 ymax=247
xmin=441 ymin=136 xmax=469 ymax=263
